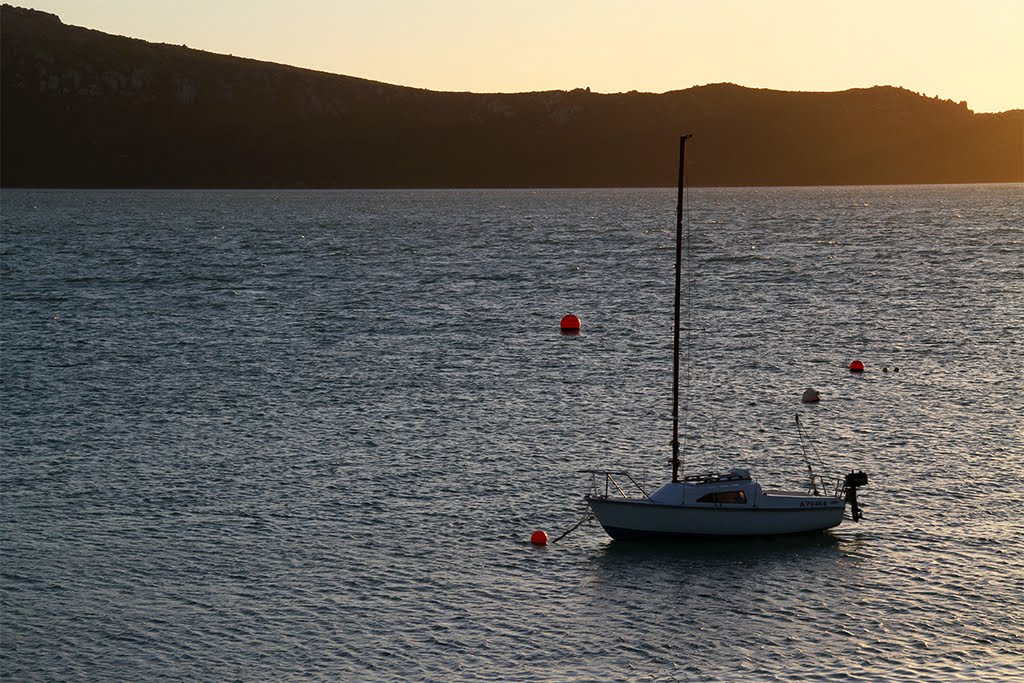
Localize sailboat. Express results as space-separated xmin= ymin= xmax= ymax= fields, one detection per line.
xmin=583 ymin=135 xmax=868 ymax=541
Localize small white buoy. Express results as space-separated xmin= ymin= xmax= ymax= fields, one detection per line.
xmin=801 ymin=388 xmax=820 ymax=403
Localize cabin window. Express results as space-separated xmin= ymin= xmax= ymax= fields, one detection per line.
xmin=697 ymin=490 xmax=747 ymax=504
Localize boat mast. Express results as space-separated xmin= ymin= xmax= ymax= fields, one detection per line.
xmin=672 ymin=134 xmax=693 ymax=483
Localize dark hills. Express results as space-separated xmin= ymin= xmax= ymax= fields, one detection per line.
xmin=2 ymin=4 xmax=1022 ymax=188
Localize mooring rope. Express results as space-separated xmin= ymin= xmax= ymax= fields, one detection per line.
xmin=551 ymin=511 xmax=596 ymax=544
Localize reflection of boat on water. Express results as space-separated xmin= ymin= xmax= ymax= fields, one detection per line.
xmin=591 ymin=524 xmax=846 ymax=565
xmin=584 ymin=135 xmax=868 ymax=541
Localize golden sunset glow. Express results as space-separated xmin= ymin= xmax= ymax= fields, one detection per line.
xmin=16 ymin=0 xmax=1024 ymax=113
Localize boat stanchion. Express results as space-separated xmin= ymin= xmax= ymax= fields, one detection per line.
xmin=844 ymin=470 xmax=869 ymax=522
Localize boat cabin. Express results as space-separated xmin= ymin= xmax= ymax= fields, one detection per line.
xmin=648 ymin=468 xmax=763 ymax=507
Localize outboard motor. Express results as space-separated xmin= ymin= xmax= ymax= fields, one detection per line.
xmin=844 ymin=471 xmax=869 ymax=522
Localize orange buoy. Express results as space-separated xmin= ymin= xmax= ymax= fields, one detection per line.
xmin=801 ymin=388 xmax=820 ymax=403
xmin=530 ymin=530 xmax=549 ymax=545
xmin=559 ymin=314 xmax=581 ymax=332
xmin=849 ymin=359 xmax=865 ymax=372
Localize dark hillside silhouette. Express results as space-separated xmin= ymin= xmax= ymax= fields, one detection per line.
xmin=2 ymin=5 xmax=1022 ymax=188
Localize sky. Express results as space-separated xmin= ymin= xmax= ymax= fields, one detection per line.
xmin=16 ymin=0 xmax=1024 ymax=113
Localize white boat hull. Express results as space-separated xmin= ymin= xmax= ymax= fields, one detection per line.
xmin=586 ymin=496 xmax=846 ymax=540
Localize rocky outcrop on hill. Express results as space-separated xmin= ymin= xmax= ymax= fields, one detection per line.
xmin=2 ymin=5 xmax=1021 ymax=188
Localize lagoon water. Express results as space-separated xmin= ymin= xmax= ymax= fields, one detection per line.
xmin=2 ymin=185 xmax=1022 ymax=682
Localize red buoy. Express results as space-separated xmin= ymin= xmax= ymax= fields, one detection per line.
xmin=560 ymin=314 xmax=581 ymax=332
xmin=530 ymin=530 xmax=549 ymax=545
xmin=849 ymin=359 xmax=865 ymax=372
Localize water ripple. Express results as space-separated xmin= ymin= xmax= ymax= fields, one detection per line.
xmin=2 ymin=186 xmax=1023 ymax=681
